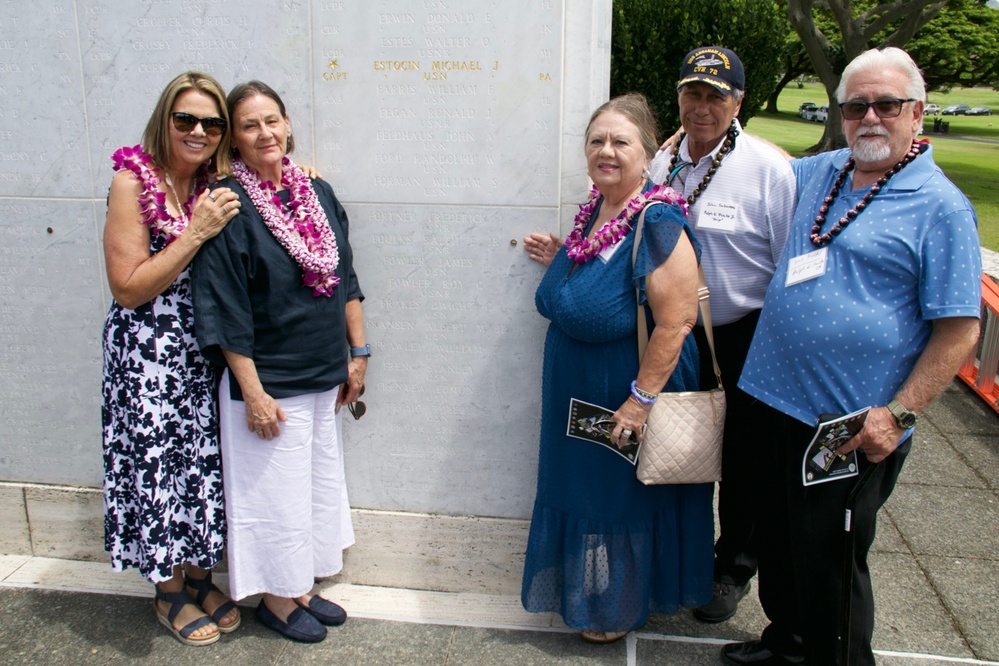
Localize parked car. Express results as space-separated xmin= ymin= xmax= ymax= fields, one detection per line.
xmin=941 ymin=104 xmax=970 ymax=115
xmin=925 ymin=103 xmax=941 ymax=115
xmin=813 ymin=105 xmax=829 ymax=123
xmin=967 ymin=106 xmax=992 ymax=116
xmin=798 ymin=102 xmax=817 ymax=120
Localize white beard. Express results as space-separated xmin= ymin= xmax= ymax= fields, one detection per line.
xmin=850 ymin=130 xmax=891 ymax=164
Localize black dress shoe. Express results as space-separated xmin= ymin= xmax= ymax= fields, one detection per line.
xmin=694 ymin=580 xmax=751 ymax=623
xmin=721 ymin=640 xmax=804 ymax=665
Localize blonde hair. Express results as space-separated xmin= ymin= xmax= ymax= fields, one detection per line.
xmin=142 ymin=71 xmax=230 ymax=175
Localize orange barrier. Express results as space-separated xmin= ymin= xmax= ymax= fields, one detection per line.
xmin=958 ymin=273 xmax=999 ymax=414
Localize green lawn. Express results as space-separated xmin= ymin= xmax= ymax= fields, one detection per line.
xmin=746 ymin=82 xmax=999 ymax=251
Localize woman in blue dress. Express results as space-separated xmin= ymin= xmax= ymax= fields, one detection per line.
xmin=520 ymin=93 xmax=714 ymax=643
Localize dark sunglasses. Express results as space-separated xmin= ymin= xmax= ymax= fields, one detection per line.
xmin=171 ymin=112 xmax=227 ymax=137
xmin=348 ymin=384 xmax=366 ymax=420
xmin=838 ymin=98 xmax=917 ymax=121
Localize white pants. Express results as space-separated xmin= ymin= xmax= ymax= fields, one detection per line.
xmin=220 ymin=371 xmax=354 ymax=600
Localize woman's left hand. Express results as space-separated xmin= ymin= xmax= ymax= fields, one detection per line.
xmin=608 ymin=396 xmax=652 ymax=449
xmin=338 ymin=357 xmax=367 ymax=406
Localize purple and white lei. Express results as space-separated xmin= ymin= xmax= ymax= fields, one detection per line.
xmin=231 ymin=157 xmax=340 ymax=297
xmin=564 ymin=183 xmax=687 ymax=264
xmin=111 ymin=144 xmax=206 ymax=242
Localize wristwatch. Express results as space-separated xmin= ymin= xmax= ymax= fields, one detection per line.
xmin=349 ymin=344 xmax=371 ymax=358
xmin=887 ymin=399 xmax=917 ymax=429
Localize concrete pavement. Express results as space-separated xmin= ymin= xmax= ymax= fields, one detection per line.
xmin=1 ymin=379 xmax=996 ymax=665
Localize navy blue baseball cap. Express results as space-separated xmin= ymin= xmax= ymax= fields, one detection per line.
xmin=677 ymin=46 xmax=745 ymax=96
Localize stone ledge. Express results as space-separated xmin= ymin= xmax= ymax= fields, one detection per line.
xmin=0 ymin=483 xmax=528 ymax=596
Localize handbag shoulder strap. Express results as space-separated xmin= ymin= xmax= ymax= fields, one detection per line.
xmin=632 ymin=203 xmax=723 ymax=390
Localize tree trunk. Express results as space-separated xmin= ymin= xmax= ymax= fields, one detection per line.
xmin=787 ymin=0 xmax=948 ymax=154
xmin=766 ymin=70 xmax=798 ymax=113
xmin=808 ymin=102 xmax=848 ymax=153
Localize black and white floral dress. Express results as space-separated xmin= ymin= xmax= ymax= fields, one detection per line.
xmin=101 ymin=148 xmax=225 ymax=584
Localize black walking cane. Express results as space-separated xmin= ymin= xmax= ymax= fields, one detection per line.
xmin=839 ymin=461 xmax=879 ymax=665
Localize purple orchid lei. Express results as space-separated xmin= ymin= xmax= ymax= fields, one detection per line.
xmin=111 ymin=145 xmax=206 ymax=242
xmin=231 ymin=156 xmax=340 ymax=297
xmin=564 ymin=183 xmax=687 ymax=264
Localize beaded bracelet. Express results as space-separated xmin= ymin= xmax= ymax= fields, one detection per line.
xmin=630 ymin=380 xmax=657 ymax=405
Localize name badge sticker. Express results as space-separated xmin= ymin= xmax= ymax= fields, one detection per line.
xmin=598 ymin=237 xmax=624 ymax=263
xmin=697 ymin=201 xmax=738 ymax=233
xmin=785 ymin=247 xmax=828 ymax=287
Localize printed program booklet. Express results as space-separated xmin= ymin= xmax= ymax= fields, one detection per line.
xmin=802 ymin=407 xmax=870 ymax=486
xmin=566 ymin=397 xmax=640 ymax=464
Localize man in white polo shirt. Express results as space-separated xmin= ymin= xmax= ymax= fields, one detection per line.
xmin=648 ymin=45 xmax=796 ymax=624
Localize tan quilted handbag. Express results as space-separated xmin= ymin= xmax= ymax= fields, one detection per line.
xmin=631 ymin=204 xmax=725 ymax=485
xmin=637 ymin=383 xmax=725 ymax=484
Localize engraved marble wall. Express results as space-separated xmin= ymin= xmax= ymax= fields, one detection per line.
xmin=0 ymin=1 xmax=611 ymax=519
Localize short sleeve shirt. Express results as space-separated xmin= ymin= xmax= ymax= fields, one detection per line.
xmin=649 ymin=120 xmax=796 ymax=325
xmin=739 ymin=144 xmax=981 ymax=425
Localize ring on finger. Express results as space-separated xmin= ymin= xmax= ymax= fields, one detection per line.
xmin=208 ymin=193 xmax=217 ymax=201
xmin=222 ymin=204 xmax=228 ymax=213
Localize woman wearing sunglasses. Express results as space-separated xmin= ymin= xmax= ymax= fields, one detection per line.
xmin=192 ymin=80 xmax=367 ymax=643
xmin=101 ymin=71 xmax=243 ymax=646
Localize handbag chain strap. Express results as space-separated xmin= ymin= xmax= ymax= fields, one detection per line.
xmin=631 ymin=203 xmax=723 ymax=390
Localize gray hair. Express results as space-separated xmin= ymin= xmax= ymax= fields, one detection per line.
xmin=836 ymin=47 xmax=926 ymax=103
xmin=585 ymin=93 xmax=660 ymax=160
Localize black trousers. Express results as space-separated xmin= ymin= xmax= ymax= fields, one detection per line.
xmin=755 ymin=404 xmax=909 ymax=666
xmin=693 ymin=310 xmax=765 ymax=586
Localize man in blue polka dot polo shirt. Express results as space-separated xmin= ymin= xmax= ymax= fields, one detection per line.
xmin=722 ymin=48 xmax=982 ymax=666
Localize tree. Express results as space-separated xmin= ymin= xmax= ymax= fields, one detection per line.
xmin=765 ymin=36 xmax=823 ymax=113
xmin=906 ymin=0 xmax=999 ymax=91
xmin=788 ymin=0 xmax=949 ymax=152
xmin=610 ymin=0 xmax=789 ymax=137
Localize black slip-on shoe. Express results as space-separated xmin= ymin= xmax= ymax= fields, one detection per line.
xmin=255 ymin=600 xmax=327 ymax=643
xmin=296 ymin=595 xmax=347 ymax=626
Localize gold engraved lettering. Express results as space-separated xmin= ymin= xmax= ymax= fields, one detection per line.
xmin=373 ymin=60 xmax=421 ymax=71
xmin=431 ymin=60 xmax=480 ymax=71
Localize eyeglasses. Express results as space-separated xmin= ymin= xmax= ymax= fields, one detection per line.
xmin=838 ymin=98 xmax=917 ymax=121
xmin=171 ymin=112 xmax=227 ymax=137
xmin=348 ymin=384 xmax=366 ymax=420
